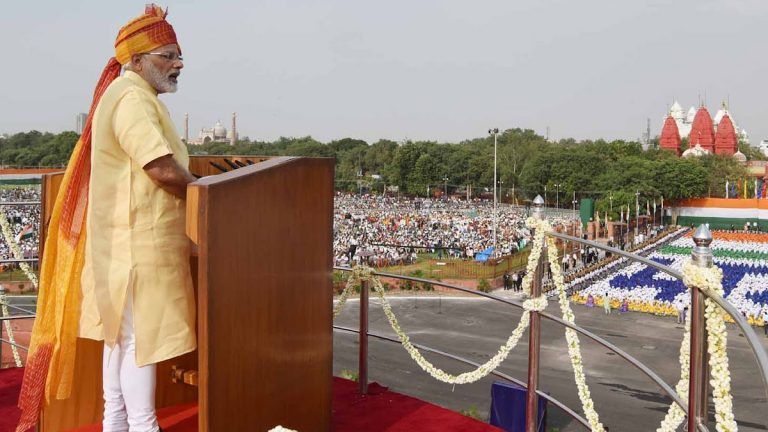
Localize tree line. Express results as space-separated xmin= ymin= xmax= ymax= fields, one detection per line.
xmin=0 ymin=128 xmax=755 ymax=219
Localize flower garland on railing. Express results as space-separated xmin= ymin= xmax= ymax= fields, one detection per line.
xmin=333 ymin=266 xmax=372 ymax=319
xmin=331 ymin=218 xmax=738 ymax=432
xmin=0 ymin=213 xmax=38 ymax=289
xmin=0 ymin=289 xmax=22 ymax=367
xmin=682 ymin=262 xmax=738 ymax=432
xmin=541 ymin=226 xmax=604 ymax=432
xmin=330 ymin=222 xmax=550 ymax=385
xmin=656 ymin=311 xmax=690 ymax=432
xmin=371 ymin=273 xmax=532 ymax=384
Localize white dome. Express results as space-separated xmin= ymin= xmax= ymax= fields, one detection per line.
xmin=213 ymin=121 xmax=227 ymax=138
xmin=733 ymin=150 xmax=747 ymax=163
xmin=670 ymin=101 xmax=684 ymax=120
xmin=682 ymin=143 xmax=710 ymax=158
xmin=686 ymin=107 xmax=697 ymax=123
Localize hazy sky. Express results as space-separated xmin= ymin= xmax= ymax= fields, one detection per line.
xmin=2 ymin=0 xmax=766 ymax=144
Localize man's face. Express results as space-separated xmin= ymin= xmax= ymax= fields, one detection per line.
xmin=131 ymin=44 xmax=184 ymax=94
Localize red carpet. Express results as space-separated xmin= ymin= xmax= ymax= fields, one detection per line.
xmin=0 ymin=368 xmax=500 ymax=432
xmin=0 ymin=368 xmax=24 ymax=432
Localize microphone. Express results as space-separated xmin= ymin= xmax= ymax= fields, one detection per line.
xmin=209 ymin=161 xmax=228 ymax=173
xmin=223 ymin=158 xmax=240 ymax=170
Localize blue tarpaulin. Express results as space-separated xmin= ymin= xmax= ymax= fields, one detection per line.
xmin=474 ymin=247 xmax=494 ymax=262
xmin=489 ymin=380 xmax=547 ymax=431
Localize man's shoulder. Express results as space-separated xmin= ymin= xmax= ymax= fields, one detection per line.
xmin=103 ymin=75 xmax=157 ymax=106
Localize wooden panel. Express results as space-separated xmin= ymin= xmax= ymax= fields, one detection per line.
xmin=191 ymin=157 xmax=334 ymax=432
xmin=188 ymin=155 xmax=273 ymax=178
xmin=42 ymin=339 xmax=102 ymax=431
xmin=39 ymin=172 xmax=64 ymax=260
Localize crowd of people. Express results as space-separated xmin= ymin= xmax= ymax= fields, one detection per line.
xmin=0 ymin=187 xmax=41 ymax=261
xmin=333 ymin=193 xmax=577 ymax=267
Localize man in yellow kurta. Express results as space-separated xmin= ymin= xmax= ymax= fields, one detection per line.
xmin=79 ymin=5 xmax=197 ymax=431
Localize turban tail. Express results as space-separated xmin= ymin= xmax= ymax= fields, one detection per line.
xmin=16 ymin=5 xmax=178 ymax=430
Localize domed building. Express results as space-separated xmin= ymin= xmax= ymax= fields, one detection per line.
xmin=714 ymin=114 xmax=738 ymax=156
xmin=659 ymin=115 xmax=682 ymax=155
xmin=187 ymin=112 xmax=239 ymax=145
xmin=682 ymin=143 xmax=710 ymax=158
xmin=659 ymin=100 xmax=748 ymax=156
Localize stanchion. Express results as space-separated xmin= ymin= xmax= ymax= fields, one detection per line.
xmin=526 ymin=195 xmax=546 ymax=432
xmin=687 ymin=224 xmax=712 ymax=431
xmin=359 ymin=278 xmax=369 ymax=395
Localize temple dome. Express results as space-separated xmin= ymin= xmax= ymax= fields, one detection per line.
xmin=686 ymin=107 xmax=697 ymax=123
xmin=213 ymin=121 xmax=227 ymax=137
xmin=689 ymin=107 xmax=715 ymax=152
xmin=670 ymin=101 xmax=685 ymax=120
xmin=733 ymin=150 xmax=747 ymax=163
xmin=682 ymin=143 xmax=710 ymax=158
xmin=659 ymin=115 xmax=682 ymax=155
xmin=714 ymin=114 xmax=738 ymax=156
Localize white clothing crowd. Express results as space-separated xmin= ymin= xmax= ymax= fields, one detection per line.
xmin=333 ymin=193 xmax=576 ymax=267
xmin=0 ymin=187 xmax=40 ymax=261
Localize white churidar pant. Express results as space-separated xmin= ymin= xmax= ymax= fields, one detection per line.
xmin=102 ymin=289 xmax=159 ymax=432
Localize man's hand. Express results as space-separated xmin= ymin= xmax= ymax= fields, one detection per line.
xmin=143 ymin=155 xmax=197 ymax=199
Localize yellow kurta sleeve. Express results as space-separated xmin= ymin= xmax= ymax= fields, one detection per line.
xmin=113 ymin=89 xmax=174 ymax=168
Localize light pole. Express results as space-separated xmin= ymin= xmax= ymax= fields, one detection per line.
xmin=635 ymin=190 xmax=640 ymax=237
xmin=609 ymin=194 xmax=613 ymax=214
xmin=572 ymin=191 xmax=578 ymax=251
xmin=443 ymin=176 xmax=449 ymax=198
xmin=555 ymin=183 xmax=561 ymax=209
xmin=544 ymin=185 xmax=547 ymax=207
xmin=488 ymin=128 xmax=500 ymax=256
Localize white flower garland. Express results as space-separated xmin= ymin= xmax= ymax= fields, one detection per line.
xmin=682 ymin=262 xmax=738 ymax=432
xmin=373 ymin=274 xmax=531 ymax=384
xmin=0 ymin=212 xmax=38 ymax=288
xmin=0 ymin=289 xmax=22 ymax=367
xmin=544 ymin=231 xmax=604 ymax=432
xmin=656 ymin=310 xmax=690 ymax=432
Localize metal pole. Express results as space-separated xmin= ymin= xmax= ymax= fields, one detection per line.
xmin=635 ymin=191 xmax=640 ymax=237
xmin=526 ymin=195 xmax=545 ymax=432
xmin=688 ymin=224 xmax=712 ymax=432
xmin=359 ymin=278 xmax=369 ymax=395
xmin=492 ymin=129 xmax=498 ymax=257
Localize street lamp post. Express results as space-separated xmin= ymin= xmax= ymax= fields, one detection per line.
xmin=609 ymin=194 xmax=613 ymax=214
xmin=635 ymin=190 xmax=640 ymax=237
xmin=489 ymin=128 xmax=499 ymax=256
xmin=572 ymin=191 xmax=578 ymax=252
xmin=443 ymin=176 xmax=449 ymax=198
xmin=544 ymin=185 xmax=547 ymax=207
xmin=555 ymin=184 xmax=561 ymax=209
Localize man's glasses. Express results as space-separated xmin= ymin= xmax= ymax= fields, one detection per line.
xmin=143 ymin=52 xmax=183 ymax=62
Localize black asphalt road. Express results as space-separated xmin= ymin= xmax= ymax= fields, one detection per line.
xmin=333 ymin=294 xmax=768 ymax=431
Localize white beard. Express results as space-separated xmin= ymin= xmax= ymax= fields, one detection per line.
xmin=144 ymin=60 xmax=178 ymax=93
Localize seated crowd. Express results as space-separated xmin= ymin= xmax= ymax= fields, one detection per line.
xmin=0 ymin=187 xmax=41 ymax=261
xmin=333 ymin=193 xmax=576 ymax=267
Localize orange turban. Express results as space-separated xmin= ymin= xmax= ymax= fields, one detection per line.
xmin=115 ymin=4 xmax=180 ymax=65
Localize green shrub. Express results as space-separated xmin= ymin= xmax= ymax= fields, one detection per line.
xmin=339 ymin=369 xmax=359 ymax=382
xmin=477 ymin=278 xmax=491 ymax=293
xmin=460 ymin=404 xmax=481 ymax=420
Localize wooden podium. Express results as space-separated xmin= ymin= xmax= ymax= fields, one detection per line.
xmin=39 ymin=156 xmax=335 ymax=431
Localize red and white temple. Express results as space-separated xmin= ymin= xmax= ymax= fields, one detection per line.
xmin=660 ymin=103 xmax=741 ymax=158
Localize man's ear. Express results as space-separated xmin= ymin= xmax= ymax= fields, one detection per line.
xmin=129 ymin=54 xmax=143 ymax=72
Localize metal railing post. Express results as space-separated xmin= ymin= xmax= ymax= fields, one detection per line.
xmin=359 ymin=277 xmax=370 ymax=395
xmin=526 ymin=195 xmax=545 ymax=432
xmin=688 ymin=224 xmax=712 ymax=432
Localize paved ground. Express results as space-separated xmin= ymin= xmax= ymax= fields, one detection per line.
xmin=333 ymin=292 xmax=768 ymax=431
